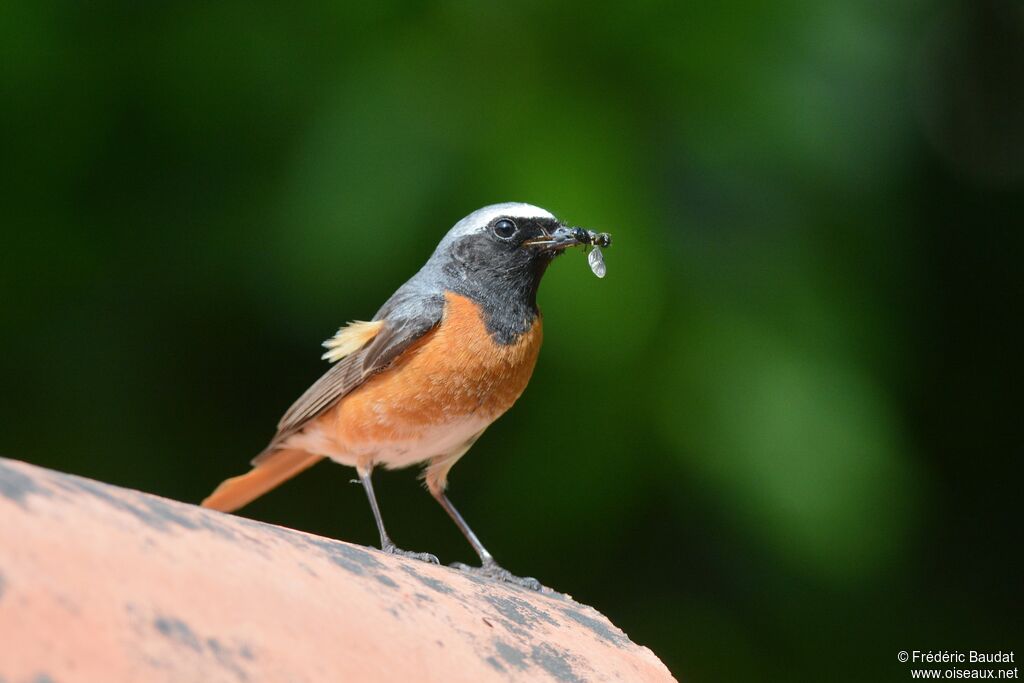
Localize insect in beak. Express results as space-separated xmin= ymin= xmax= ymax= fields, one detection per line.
xmin=523 ymin=224 xmax=612 ymax=277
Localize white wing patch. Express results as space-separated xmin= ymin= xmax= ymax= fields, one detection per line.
xmin=321 ymin=320 xmax=384 ymax=363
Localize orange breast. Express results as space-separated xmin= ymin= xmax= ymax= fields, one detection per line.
xmin=316 ymin=291 xmax=543 ymax=457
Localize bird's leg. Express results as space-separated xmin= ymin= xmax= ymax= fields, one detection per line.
xmin=358 ymin=468 xmax=438 ymax=564
xmin=431 ymin=489 xmax=542 ymax=591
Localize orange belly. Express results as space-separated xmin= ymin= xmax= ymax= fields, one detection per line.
xmin=284 ymin=292 xmax=543 ymax=477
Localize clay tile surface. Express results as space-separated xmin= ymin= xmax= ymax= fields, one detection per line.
xmin=0 ymin=458 xmax=676 ymax=683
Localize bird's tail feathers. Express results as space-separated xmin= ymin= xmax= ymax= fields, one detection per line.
xmin=201 ymin=448 xmax=322 ymax=513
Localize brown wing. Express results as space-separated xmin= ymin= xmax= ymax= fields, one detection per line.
xmin=253 ymin=307 xmax=443 ymax=464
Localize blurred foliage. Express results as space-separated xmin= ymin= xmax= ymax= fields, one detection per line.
xmin=2 ymin=1 xmax=1022 ymax=680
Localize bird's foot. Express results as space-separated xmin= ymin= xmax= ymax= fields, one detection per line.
xmin=451 ymin=559 xmax=542 ymax=591
xmin=381 ymin=542 xmax=439 ymax=565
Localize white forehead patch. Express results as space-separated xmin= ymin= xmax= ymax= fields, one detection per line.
xmin=445 ymin=202 xmax=557 ymax=241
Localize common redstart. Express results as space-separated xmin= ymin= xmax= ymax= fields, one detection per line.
xmin=202 ymin=203 xmax=610 ymax=589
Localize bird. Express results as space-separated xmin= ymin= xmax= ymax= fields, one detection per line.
xmin=201 ymin=203 xmax=607 ymax=589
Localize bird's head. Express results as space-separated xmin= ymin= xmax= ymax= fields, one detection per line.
xmin=434 ymin=203 xmax=596 ymax=287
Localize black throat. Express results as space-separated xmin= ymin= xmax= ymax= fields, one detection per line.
xmin=442 ymin=242 xmax=552 ymax=345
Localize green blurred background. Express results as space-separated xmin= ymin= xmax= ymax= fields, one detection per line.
xmin=2 ymin=2 xmax=1021 ymax=680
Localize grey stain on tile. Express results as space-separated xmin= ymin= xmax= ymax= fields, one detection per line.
xmin=561 ymin=606 xmax=629 ymax=647
xmin=374 ymin=573 xmax=399 ymax=588
xmin=0 ymin=460 xmax=52 ymax=508
xmin=531 ymin=643 xmax=584 ymax=683
xmin=494 ymin=640 xmax=529 ymax=671
xmin=483 ymin=592 xmax=558 ymax=636
xmin=206 ymin=637 xmax=250 ymax=681
xmin=399 ymin=565 xmax=454 ymax=594
xmin=154 ymin=615 xmax=202 ymax=652
xmin=233 ymin=516 xmax=391 ymax=579
xmin=152 ymin=614 xmax=253 ymax=681
xmin=54 ymin=475 xmax=236 ymax=540
xmin=307 ymin=537 xmax=385 ymax=576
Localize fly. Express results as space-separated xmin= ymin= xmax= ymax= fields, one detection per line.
xmin=572 ymin=228 xmax=611 ymax=278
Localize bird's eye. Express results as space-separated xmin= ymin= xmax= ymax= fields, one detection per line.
xmin=493 ymin=218 xmax=517 ymax=239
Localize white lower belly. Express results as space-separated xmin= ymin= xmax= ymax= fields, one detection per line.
xmin=283 ymin=415 xmax=491 ymax=471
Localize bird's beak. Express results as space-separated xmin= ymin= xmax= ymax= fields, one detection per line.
xmin=523 ymin=224 xmax=588 ymax=253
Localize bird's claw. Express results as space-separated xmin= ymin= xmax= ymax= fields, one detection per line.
xmin=451 ymin=560 xmax=542 ymax=591
xmin=382 ymin=543 xmax=439 ymax=565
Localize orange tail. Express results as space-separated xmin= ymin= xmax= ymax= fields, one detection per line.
xmin=201 ymin=449 xmax=323 ymax=513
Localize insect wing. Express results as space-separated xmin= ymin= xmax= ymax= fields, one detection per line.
xmin=588 ymin=246 xmax=607 ymax=278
